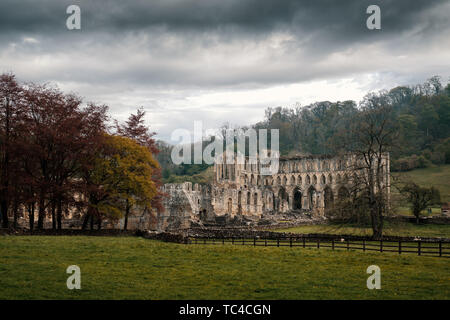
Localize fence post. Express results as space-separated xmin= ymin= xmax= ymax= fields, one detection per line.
xmin=254 ymin=237 xmax=256 ymax=247
xmin=418 ymin=241 xmax=421 ymax=256
xmin=347 ymin=239 xmax=349 ymax=251
xmin=303 ymin=238 xmax=306 ymax=248
xmin=277 ymin=238 xmax=280 ymax=247
xmin=195 ymin=238 xmax=197 ymax=245
xmin=439 ymin=241 xmax=442 ymax=257
xmin=265 ymin=238 xmax=267 ymax=247
xmin=363 ymin=240 xmax=366 ymax=252
xmin=380 ymin=240 xmax=383 ymax=253
xmin=232 ymin=237 xmax=234 ymax=245
xmin=332 ymin=239 xmax=334 ymax=250
xmin=222 ymin=236 xmax=224 ymax=245
xmin=290 ymin=237 xmax=292 ymax=248
xmin=242 ymin=238 xmax=245 ymax=245
xmin=399 ymin=241 xmax=402 ymax=254
xmin=317 ymin=239 xmax=320 ymax=249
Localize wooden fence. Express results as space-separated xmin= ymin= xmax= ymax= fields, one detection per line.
xmin=189 ymin=236 xmax=450 ymax=258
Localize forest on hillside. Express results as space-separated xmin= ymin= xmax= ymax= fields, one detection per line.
xmin=159 ymin=76 xmax=450 ymax=183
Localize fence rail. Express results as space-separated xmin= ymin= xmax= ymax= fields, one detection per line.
xmin=189 ymin=236 xmax=450 ymax=258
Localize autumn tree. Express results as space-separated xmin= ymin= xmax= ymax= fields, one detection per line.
xmin=116 ymin=108 xmax=164 ymax=229
xmin=81 ymin=134 xmax=159 ymax=230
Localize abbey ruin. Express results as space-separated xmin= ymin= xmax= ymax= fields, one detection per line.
xmin=157 ymin=153 xmax=391 ymax=230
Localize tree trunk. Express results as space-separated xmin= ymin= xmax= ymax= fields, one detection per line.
xmin=56 ymin=198 xmax=62 ymax=230
xmin=90 ymin=214 xmax=94 ymax=230
xmin=415 ymin=213 xmax=420 ymax=224
xmin=37 ymin=192 xmax=46 ymax=229
xmin=51 ymin=201 xmax=56 ymax=230
xmin=13 ymin=200 xmax=18 ymax=229
xmin=28 ymin=203 xmax=35 ymax=231
xmin=81 ymin=211 xmax=89 ymax=230
xmin=1 ymin=200 xmax=8 ymax=228
xmin=97 ymin=216 xmax=102 ymax=230
xmin=124 ymin=198 xmax=130 ymax=231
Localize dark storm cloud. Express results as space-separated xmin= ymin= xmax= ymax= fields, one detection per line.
xmin=1 ymin=0 xmax=449 ymax=142
xmin=0 ymin=0 xmax=447 ymax=41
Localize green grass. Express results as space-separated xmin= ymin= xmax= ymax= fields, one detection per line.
xmin=275 ymin=222 xmax=450 ymax=238
xmin=1 ymin=236 xmax=449 ymax=299
xmin=394 ymin=164 xmax=450 ymax=203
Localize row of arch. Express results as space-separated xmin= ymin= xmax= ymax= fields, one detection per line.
xmin=244 ymin=172 xmax=354 ymax=187
xmin=223 ymin=185 xmax=352 ymax=215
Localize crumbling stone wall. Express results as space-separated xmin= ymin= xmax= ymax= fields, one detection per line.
xmin=158 ymin=153 xmax=390 ymax=231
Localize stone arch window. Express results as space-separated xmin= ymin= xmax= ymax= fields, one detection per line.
xmin=306 ymin=175 xmax=311 ymax=185
xmin=283 ymin=176 xmax=287 ymax=185
xmin=247 ymin=192 xmax=251 ymax=205
xmin=297 ymin=175 xmax=302 ymax=185
xmin=336 ymin=174 xmax=341 ymax=183
xmin=338 ymin=186 xmax=350 ymax=200
xmin=328 ymin=174 xmax=333 ymax=184
xmin=324 ymin=186 xmax=334 ymax=209
xmin=227 ymin=198 xmax=232 ymax=213
xmin=343 ymin=174 xmax=349 ymax=183
xmin=313 ymin=175 xmax=317 ymax=185
xmin=321 ymin=174 xmax=326 ymax=185
xmin=352 ymin=173 xmax=358 ymax=185
xmin=293 ymin=187 xmax=302 ymax=210
xmin=254 ymin=193 xmax=258 ymax=206
xmin=250 ymin=174 xmax=255 ymax=185
xmin=290 ymin=176 xmax=295 ymax=185
xmin=276 ymin=176 xmax=281 ymax=185
xmin=308 ymin=186 xmax=317 ymax=209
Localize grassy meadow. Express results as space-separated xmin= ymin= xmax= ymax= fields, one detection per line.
xmin=0 ymin=236 xmax=449 ymax=300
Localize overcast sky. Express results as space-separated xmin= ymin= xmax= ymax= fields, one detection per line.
xmin=1 ymin=0 xmax=449 ymax=142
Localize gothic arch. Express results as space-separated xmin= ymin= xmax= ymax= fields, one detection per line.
xmin=308 ymin=186 xmax=317 ymax=210
xmin=293 ymin=187 xmax=302 ymax=210
xmin=338 ymin=186 xmax=350 ymax=200
xmin=324 ymin=186 xmax=334 ymax=209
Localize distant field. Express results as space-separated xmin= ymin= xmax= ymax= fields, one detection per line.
xmin=1 ymin=236 xmax=449 ymax=299
xmin=393 ymin=164 xmax=450 ymax=203
xmin=275 ymin=222 xmax=450 ymax=238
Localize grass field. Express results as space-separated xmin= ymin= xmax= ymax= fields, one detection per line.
xmin=0 ymin=236 xmax=449 ymax=299
xmin=275 ymin=222 xmax=450 ymax=238
xmin=393 ymin=164 xmax=450 ymax=203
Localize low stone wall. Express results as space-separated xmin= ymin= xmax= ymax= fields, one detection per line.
xmin=137 ymin=230 xmax=191 ymax=244
xmin=186 ymin=227 xmax=450 ymax=242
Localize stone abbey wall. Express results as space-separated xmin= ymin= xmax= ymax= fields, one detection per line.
xmin=159 ymin=153 xmax=390 ymax=230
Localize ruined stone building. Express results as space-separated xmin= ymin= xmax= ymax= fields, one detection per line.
xmin=158 ymin=153 xmax=390 ymax=230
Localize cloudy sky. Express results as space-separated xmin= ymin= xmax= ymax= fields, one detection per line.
xmin=1 ymin=0 xmax=449 ymax=142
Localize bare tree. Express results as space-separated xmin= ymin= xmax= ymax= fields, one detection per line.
xmin=333 ymin=93 xmax=397 ymax=239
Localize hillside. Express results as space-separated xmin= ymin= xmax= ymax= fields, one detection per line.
xmin=394 ymin=165 xmax=450 ymax=203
